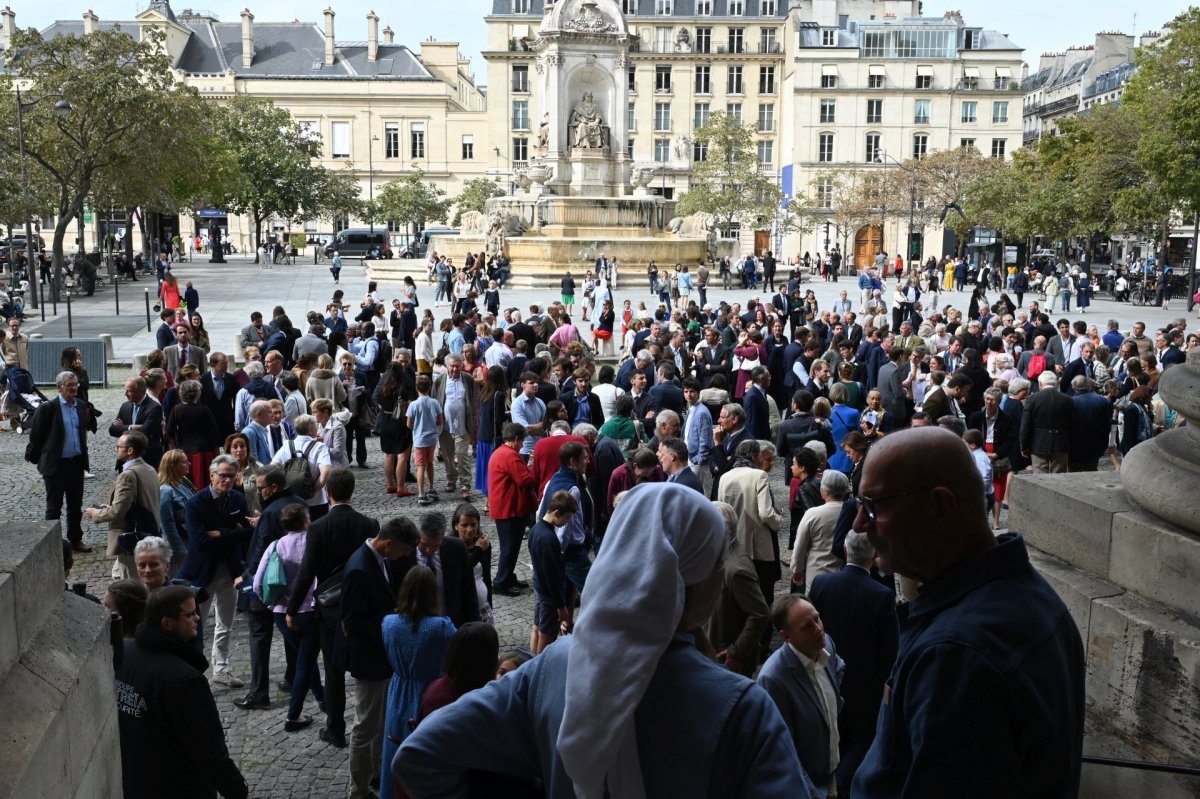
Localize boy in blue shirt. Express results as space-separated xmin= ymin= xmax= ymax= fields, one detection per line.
xmin=406 ymin=374 xmax=444 ymax=506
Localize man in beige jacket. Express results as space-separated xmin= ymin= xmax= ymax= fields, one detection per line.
xmin=86 ymin=431 xmax=162 ymax=579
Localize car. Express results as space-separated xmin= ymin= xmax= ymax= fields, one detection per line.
xmin=324 ymin=228 xmax=392 ymax=259
xmin=1031 ymin=248 xmax=1057 ymax=260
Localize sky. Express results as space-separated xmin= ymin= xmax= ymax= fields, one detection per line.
xmin=13 ymin=0 xmax=1194 ymax=83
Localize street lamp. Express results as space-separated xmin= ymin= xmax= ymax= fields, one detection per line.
xmin=876 ymin=152 xmax=918 ymax=268
xmin=14 ymin=87 xmax=72 ymax=316
xmin=368 ymin=134 xmax=379 ymax=237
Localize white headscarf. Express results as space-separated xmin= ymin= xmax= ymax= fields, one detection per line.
xmin=557 ymin=483 xmax=726 ymax=799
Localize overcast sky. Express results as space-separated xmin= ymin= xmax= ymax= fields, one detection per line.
xmin=15 ymin=0 xmax=1193 ymax=83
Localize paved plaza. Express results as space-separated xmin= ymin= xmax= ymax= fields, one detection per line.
xmin=2 ymin=254 xmax=1179 ymax=795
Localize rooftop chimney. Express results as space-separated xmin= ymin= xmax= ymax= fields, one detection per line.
xmin=1 ymin=7 xmax=15 ymax=60
xmin=323 ymin=7 xmax=335 ymax=66
xmin=383 ymin=25 xmax=393 ymax=45
xmin=83 ymin=9 xmax=98 ymax=36
xmin=367 ymin=9 xmax=378 ymax=62
xmin=240 ymin=8 xmax=254 ymax=67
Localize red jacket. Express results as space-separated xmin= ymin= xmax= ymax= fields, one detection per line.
xmin=488 ymin=444 xmax=537 ymax=520
xmin=530 ymin=434 xmax=589 ymax=497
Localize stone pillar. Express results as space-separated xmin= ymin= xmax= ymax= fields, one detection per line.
xmin=0 ymin=7 xmax=15 ymax=59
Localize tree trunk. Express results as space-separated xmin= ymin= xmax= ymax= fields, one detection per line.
xmin=253 ymin=214 xmax=263 ymax=263
xmin=125 ymin=208 xmax=135 ymax=264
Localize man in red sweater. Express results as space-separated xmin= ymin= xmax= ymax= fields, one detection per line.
xmin=529 ymin=420 xmax=590 ymax=497
xmin=487 ymin=422 xmax=537 ymax=596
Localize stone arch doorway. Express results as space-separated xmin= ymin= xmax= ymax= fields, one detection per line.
xmin=853 ymin=225 xmax=883 ymax=270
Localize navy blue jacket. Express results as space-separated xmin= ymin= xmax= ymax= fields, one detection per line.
xmin=180 ymin=487 xmax=253 ymax=589
xmin=743 ymin=385 xmax=771 ymax=441
xmin=1068 ymin=391 xmax=1112 ymax=464
xmin=339 ymin=542 xmax=408 ymax=680
xmin=528 ymin=519 xmax=569 ymax=609
xmin=647 ymin=379 xmax=685 ymax=416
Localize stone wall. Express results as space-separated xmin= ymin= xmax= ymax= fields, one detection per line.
xmin=0 ymin=522 xmax=121 ymax=799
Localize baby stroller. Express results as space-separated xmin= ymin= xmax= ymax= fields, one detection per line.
xmin=0 ymin=365 xmax=49 ymax=434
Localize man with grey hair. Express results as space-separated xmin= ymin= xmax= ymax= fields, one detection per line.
xmin=809 ymin=530 xmax=900 ymax=796
xmin=234 ymin=359 xmax=267 ymax=430
xmin=1068 ymin=375 xmax=1111 ymax=473
xmin=791 ymin=469 xmax=851 ymax=592
xmin=647 ymin=407 xmax=681 ymax=450
xmin=708 ymin=500 xmax=770 ymax=677
xmin=180 ymin=453 xmax=257 ymax=688
xmin=615 ymin=348 xmax=656 ymax=391
xmin=432 ymin=352 xmax=476 ymax=496
xmin=85 ymin=430 xmax=160 ymax=579
xmin=1020 ymin=371 xmax=1074 ymax=473
xmin=710 ymin=402 xmax=750 ymax=497
xmin=242 ymin=399 xmax=275 ymax=466
xmin=270 ymin=414 xmax=333 ymax=520
xmin=1004 ymin=376 xmax=1031 ymax=414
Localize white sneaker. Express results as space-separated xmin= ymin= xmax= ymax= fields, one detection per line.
xmin=84 ymin=470 xmax=96 ymax=479
xmin=211 ymin=671 xmax=244 ymax=688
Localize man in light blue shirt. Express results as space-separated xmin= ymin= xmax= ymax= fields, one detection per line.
xmin=511 ymin=373 xmax=546 ymax=457
xmin=682 ymin=377 xmax=714 ymax=494
xmin=446 ymin=315 xmax=466 ymax=355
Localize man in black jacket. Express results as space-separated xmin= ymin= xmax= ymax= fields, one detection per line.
xmin=709 ymin=403 xmax=750 ymax=499
xmin=116 ymin=585 xmax=248 ymax=799
xmin=776 ymin=391 xmax=835 ymax=474
xmin=286 ymin=468 xmax=378 ymax=748
xmin=340 ymin=515 xmax=417 ymax=797
xmin=26 ymin=371 xmax=99 ymax=552
xmin=109 ymin=376 xmax=165 ymax=469
xmin=416 ymin=511 xmax=480 ymax=627
xmin=233 ymin=465 xmax=298 ymax=711
xmin=1020 ymin=372 xmax=1075 ymax=473
xmin=201 ymin=351 xmax=240 ymax=437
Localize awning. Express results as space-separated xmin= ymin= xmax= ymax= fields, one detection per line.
xmin=822 ymin=64 xmax=838 ymax=76
xmin=869 ymin=64 xmax=886 ymax=76
xmin=512 ymin=24 xmax=530 ymax=38
xmin=963 ymin=66 xmax=980 ymax=78
xmin=995 ymin=67 xmax=1012 ymax=78
xmin=917 ymin=65 xmax=933 ymax=76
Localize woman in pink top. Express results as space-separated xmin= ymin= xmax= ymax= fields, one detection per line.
xmin=732 ymin=330 xmax=768 ymax=399
xmin=254 ymin=502 xmax=324 ymax=731
xmin=548 ymin=314 xmax=582 ymax=350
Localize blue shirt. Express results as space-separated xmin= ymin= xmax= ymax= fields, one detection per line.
xmin=406 ymin=395 xmax=443 ymax=447
xmin=446 ymin=328 xmax=466 ymax=355
xmin=511 ymin=393 xmax=546 ymax=455
xmin=58 ymin=395 xmax=82 ymax=458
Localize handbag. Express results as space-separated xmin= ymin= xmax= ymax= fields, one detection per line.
xmin=315 ymin=566 xmax=344 ymax=610
xmin=735 ymin=354 xmax=761 ymax=372
xmin=259 ymin=542 xmax=288 ymax=605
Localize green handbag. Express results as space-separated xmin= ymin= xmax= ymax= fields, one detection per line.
xmin=260 ymin=542 xmax=288 ymax=606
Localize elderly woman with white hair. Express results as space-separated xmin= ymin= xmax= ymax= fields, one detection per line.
xmin=394 ymin=483 xmax=816 ymax=798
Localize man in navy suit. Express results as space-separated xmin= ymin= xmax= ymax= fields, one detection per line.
xmin=709 ymin=403 xmax=750 ymax=499
xmin=180 ymin=454 xmax=256 ymax=688
xmin=742 ymin=366 xmax=772 ymax=440
xmin=201 ymin=351 xmax=241 ymax=436
xmin=109 ymin=376 xmax=165 ymax=469
xmin=341 ymin=516 xmax=418 ymax=799
xmin=26 ymin=371 xmax=99 ymax=552
xmin=657 ymin=436 xmax=704 ymax=493
xmin=416 ymin=512 xmax=479 ymax=628
xmin=646 ymin=362 xmax=685 ymax=417
xmin=758 ymin=594 xmax=846 ymax=798
xmin=1067 ymin=376 xmax=1112 ymax=472
xmin=810 ymin=531 xmax=899 ymax=796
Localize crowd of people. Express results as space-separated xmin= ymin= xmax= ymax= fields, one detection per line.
xmin=13 ymin=246 xmax=1199 ymax=799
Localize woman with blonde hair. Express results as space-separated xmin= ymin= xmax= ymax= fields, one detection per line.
xmin=223 ymin=431 xmax=263 ymax=514
xmin=157 ymin=449 xmax=194 ymax=568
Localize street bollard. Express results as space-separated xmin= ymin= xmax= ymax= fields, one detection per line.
xmin=114 ymin=277 xmax=120 ymax=315
xmin=144 ymin=288 xmax=151 ymax=332
xmin=66 ymin=292 xmax=73 ymax=338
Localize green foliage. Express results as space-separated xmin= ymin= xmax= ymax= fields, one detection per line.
xmin=451 ymin=178 xmax=505 ymax=227
xmin=676 ymin=111 xmax=781 ymax=233
xmin=374 ymin=170 xmax=451 ymax=236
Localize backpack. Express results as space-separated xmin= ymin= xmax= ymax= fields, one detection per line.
xmin=283 ymin=440 xmax=319 ymax=499
xmin=372 ymin=335 xmax=392 ymax=373
xmin=259 ymin=542 xmax=288 ymax=606
xmin=1026 ymin=352 xmax=1047 ymax=380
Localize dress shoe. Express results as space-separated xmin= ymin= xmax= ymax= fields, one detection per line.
xmin=496 ymin=584 xmax=523 ymax=598
xmin=277 ymin=679 xmax=292 ymax=692
xmin=233 ymin=694 xmax=270 ymax=710
xmin=284 ymin=714 xmax=313 ymax=732
xmin=319 ymin=727 xmax=347 ymax=748
xmin=513 ymin=579 xmax=529 ymax=589
xmin=211 ymin=671 xmax=244 ymax=688
xmin=71 ymin=543 xmax=94 ymax=554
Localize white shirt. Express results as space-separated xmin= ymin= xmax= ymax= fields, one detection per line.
xmin=592 ymin=383 xmax=625 ymax=422
xmin=269 ymin=434 xmax=333 ymax=506
xmin=790 ymin=644 xmax=840 ymax=778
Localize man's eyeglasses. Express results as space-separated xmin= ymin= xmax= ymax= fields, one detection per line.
xmin=176 ymin=609 xmax=201 ymax=619
xmin=858 ymin=490 xmax=926 ymax=521
xmin=213 ymin=472 xmax=236 ymax=481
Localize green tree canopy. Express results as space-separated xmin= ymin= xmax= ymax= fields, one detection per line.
xmin=676 ymin=111 xmax=781 ymax=234
xmin=373 ymin=171 xmax=451 ymax=240
xmin=450 ymin=177 xmax=505 ymax=227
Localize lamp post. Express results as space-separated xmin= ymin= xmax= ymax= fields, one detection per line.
xmin=368 ymin=134 xmax=379 ymax=237
xmin=14 ymin=86 xmax=72 ymax=316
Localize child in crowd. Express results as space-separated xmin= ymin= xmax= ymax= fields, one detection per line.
xmin=528 ymin=489 xmax=577 ymax=654
xmin=963 ymin=429 xmax=995 ymax=524
xmin=406 ymin=374 xmax=444 ymax=506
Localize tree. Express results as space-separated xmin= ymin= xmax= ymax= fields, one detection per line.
xmin=450 ymin=178 xmax=505 ymax=227
xmin=373 ymin=171 xmax=451 ymax=244
xmin=675 ymin=111 xmax=781 ymax=234
xmin=210 ymin=96 xmax=361 ymax=262
xmin=909 ymin=147 xmax=1001 ymax=241
xmin=0 ymin=26 xmax=203 ymax=293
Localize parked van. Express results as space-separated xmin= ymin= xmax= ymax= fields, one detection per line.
xmin=416 ymin=227 xmax=460 ymax=257
xmin=324 ymin=228 xmax=393 ymax=259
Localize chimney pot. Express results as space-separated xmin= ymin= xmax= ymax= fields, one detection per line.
xmin=240 ymin=8 xmax=254 ymax=68
xmin=383 ymin=25 xmax=394 ymax=45
xmin=367 ymin=10 xmax=378 ymax=63
xmin=323 ymin=7 xmax=335 ymax=65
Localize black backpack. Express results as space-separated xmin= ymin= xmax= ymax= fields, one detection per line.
xmin=372 ymin=334 xmax=392 ymax=373
xmin=283 ymin=440 xmax=320 ymax=499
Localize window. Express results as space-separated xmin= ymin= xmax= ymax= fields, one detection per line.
xmin=728 ymin=27 xmax=744 ymax=53
xmin=696 ymin=0 xmax=712 ymax=14
xmin=462 ymin=135 xmax=475 ymax=160
xmin=330 ymin=121 xmax=349 ymax=158
xmin=959 ymin=137 xmax=975 ymax=151
xmin=655 ymin=0 xmax=673 ymax=14
xmin=656 ymin=64 xmax=672 ymax=92
xmin=818 ymin=132 xmax=834 ymax=163
xmin=728 ymin=0 xmax=744 ymax=15
xmin=627 ymin=139 xmax=635 ymax=158
xmin=819 ymin=99 xmax=836 ymax=124
xmin=817 ymin=177 xmax=833 ymax=208
xmin=386 ymin=219 xmax=402 ymax=233
xmin=994 ymin=75 xmax=1011 ymax=90
xmin=821 ymin=29 xmax=836 ymax=47
xmin=727 ymin=65 xmax=744 ymax=94
xmin=512 ymin=64 xmax=529 ymax=92
xmin=695 ymin=26 xmax=712 ymax=52
xmin=655 ymin=102 xmax=672 ymax=132
xmin=757 ymin=140 xmax=774 ymax=165
xmin=912 ymin=133 xmax=928 ymax=160
xmin=513 ymin=0 xmax=530 ymax=11
xmin=821 ymin=69 xmax=838 ymax=89
xmin=865 ymin=133 xmax=881 ymax=163
xmin=759 ymin=65 xmax=776 ymax=93
xmin=298 ymin=120 xmax=318 ymax=141
xmin=726 ymin=102 xmax=742 ymax=121
xmin=964 ymin=29 xmax=979 ymax=49
xmin=868 ymin=66 xmax=885 ymax=88
xmin=991 ymin=138 xmax=1007 ymax=159
xmin=512 ymin=100 xmax=530 ymax=130
xmin=411 ymin=122 xmax=426 ymax=158
xmin=628 ymin=65 xmax=637 ymax=92
xmin=760 ymin=28 xmax=777 ymax=53
xmin=961 ymin=75 xmax=978 ymax=90
xmin=866 ymin=98 xmax=882 ymax=124
xmin=860 ymin=28 xmax=957 ymax=58
xmin=628 ymin=101 xmax=637 ymax=131
xmin=695 ymin=102 xmax=711 ymax=128
xmin=655 ymin=27 xmax=672 ymax=51
xmin=513 ymin=137 xmax=528 ymax=163
xmin=915 ymin=71 xmax=932 ymax=90
xmin=693 ymin=140 xmax=709 ymax=161
xmin=695 ymin=65 xmax=711 ymax=93
xmin=622 ymin=0 xmax=637 ymax=13
xmin=757 ymin=102 xmax=774 ymax=132
xmin=913 ymin=99 xmax=930 ymax=125
xmin=654 ymin=138 xmax=671 ymax=162
xmin=334 ymin=213 xmax=350 ymax=232
xmin=992 ymin=101 xmax=1009 ymax=124
xmin=760 ymin=0 xmax=777 ymax=14
xmin=961 ymin=101 xmax=977 ymax=123
xmin=383 ymin=122 xmax=400 ymax=158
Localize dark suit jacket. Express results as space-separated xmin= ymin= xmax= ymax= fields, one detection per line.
xmin=287 ymin=503 xmax=380 ymax=616
xmin=647 ymin=380 xmax=685 ymax=416
xmin=743 ymin=385 xmax=771 ymax=440
xmin=920 ymin=386 xmax=952 ymax=423
xmin=110 ymin=396 xmax=165 ymax=466
xmin=340 ymin=542 xmax=407 ymax=681
xmin=559 ymin=390 xmax=605 ymax=429
xmin=1020 ymin=388 xmax=1075 ymax=456
xmin=1069 ymin=391 xmax=1112 ymax=463
xmin=698 ymin=344 xmax=731 ymax=388
xmin=709 ymin=425 xmax=750 ymax=498
xmin=968 ymin=407 xmax=1019 ymax=462
xmin=1059 ymin=357 xmax=1095 ymax=394
xmin=1161 ymin=345 xmax=1185 ymax=369
xmin=180 ymin=488 xmax=253 ymax=589
xmin=200 ymin=372 xmax=240 ymax=436
xmin=666 ymin=466 xmax=704 ymax=493
xmin=27 ymin=396 xmax=98 ymax=475
xmin=155 ymin=322 xmax=175 ymax=351
xmin=809 ymin=565 xmax=899 ymax=736
xmin=425 ymin=537 xmax=479 ymax=628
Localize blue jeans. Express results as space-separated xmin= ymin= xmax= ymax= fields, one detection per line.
xmin=1061 ymin=293 xmax=1071 ymax=311
xmin=274 ymin=612 xmax=324 ymax=720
